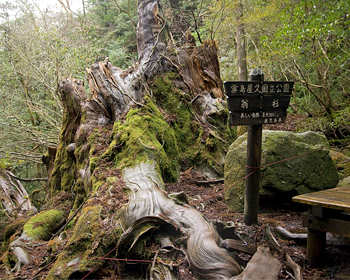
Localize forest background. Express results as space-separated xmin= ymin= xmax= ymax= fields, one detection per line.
xmin=0 ymin=0 xmax=349 ymax=208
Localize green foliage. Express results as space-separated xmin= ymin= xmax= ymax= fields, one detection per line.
xmin=296 ymin=107 xmax=350 ymax=144
xmin=87 ymin=0 xmax=138 ymax=68
xmin=160 ymin=0 xmax=213 ymax=43
xmin=206 ymin=0 xmax=350 ymax=138
xmin=261 ymin=0 xmax=350 ymax=115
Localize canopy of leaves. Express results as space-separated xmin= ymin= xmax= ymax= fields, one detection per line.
xmin=87 ymin=0 xmax=138 ymax=68
xmin=206 ymin=0 xmax=350 ymax=140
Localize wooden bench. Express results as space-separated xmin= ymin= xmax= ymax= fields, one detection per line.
xmin=292 ymin=185 xmax=350 ymax=266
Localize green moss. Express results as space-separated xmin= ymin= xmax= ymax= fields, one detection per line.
xmin=3 ymin=218 xmax=27 ymax=241
xmin=89 ymin=156 xmax=98 ymax=173
xmin=46 ymin=207 xmax=124 ymax=280
xmin=104 ymin=96 xmax=180 ymax=182
xmin=0 ymin=218 xmax=27 ymax=252
xmin=91 ymin=176 xmax=105 ymax=192
xmin=66 ymin=206 xmax=101 ymax=250
xmin=23 ymin=209 xmax=64 ymax=240
xmin=64 ymin=210 xmax=76 ymax=230
xmin=49 ymin=141 xmax=76 ymax=194
xmin=103 ymin=72 xmax=233 ymax=182
xmin=225 ymin=131 xmax=339 ymax=211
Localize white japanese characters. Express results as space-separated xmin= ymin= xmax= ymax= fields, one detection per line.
xmin=224 ymin=80 xmax=294 ymax=125
xmin=241 ymin=99 xmax=249 ymax=109
xmin=229 ymin=82 xmax=292 ymax=95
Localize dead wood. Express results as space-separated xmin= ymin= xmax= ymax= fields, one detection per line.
xmin=275 ymin=225 xmax=307 ymax=243
xmin=5 ymin=171 xmax=47 ymax=182
xmin=286 ymin=253 xmax=303 ymax=280
xmin=231 ymin=246 xmax=282 ymax=280
xmin=266 ymin=225 xmax=282 ymax=253
xmin=197 ymin=178 xmax=225 ymax=186
xmin=0 ymin=170 xmax=35 ymax=216
xmin=266 ymin=225 xmax=304 ymax=280
xmin=220 ymin=239 xmax=257 ymax=255
xmin=122 ymin=163 xmax=242 ymax=279
xmin=2 ymin=0 xmax=242 ymax=278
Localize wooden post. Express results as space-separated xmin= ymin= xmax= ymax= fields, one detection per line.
xmin=224 ymin=70 xmax=293 ymax=224
xmin=244 ymin=69 xmax=264 ymax=225
xmin=307 ymin=228 xmax=326 ymax=267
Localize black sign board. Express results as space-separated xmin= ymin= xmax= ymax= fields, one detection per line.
xmin=224 ymin=81 xmax=294 ymax=125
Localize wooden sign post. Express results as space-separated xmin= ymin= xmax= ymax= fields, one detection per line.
xmin=224 ymin=69 xmax=294 ymax=225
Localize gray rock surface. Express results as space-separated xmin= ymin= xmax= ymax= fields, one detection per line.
xmin=224 ymin=130 xmax=339 ymax=211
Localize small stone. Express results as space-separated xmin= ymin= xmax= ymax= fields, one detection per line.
xmin=67 ymin=257 xmax=80 ymax=267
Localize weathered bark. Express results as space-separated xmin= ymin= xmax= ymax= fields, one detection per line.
xmin=231 ymin=246 xmax=281 ymax=280
xmin=0 ymin=170 xmax=36 ymax=216
xmin=2 ymin=0 xmax=242 ymax=279
xmin=0 ymin=170 xmax=37 ymax=274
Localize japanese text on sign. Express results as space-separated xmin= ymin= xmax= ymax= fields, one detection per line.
xmin=226 ymin=81 xmax=293 ymax=96
xmin=224 ymin=80 xmax=294 ymax=126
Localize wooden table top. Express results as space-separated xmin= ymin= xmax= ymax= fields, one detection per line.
xmin=293 ymin=185 xmax=350 ymax=212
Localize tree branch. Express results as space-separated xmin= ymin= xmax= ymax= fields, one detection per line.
xmin=5 ymin=171 xmax=48 ymax=182
xmin=292 ymin=59 xmax=331 ymax=114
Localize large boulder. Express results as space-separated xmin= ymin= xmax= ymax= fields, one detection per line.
xmin=224 ymin=130 xmax=339 ymax=211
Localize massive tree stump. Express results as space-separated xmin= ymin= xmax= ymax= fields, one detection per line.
xmin=2 ymin=0 xmax=243 ymax=279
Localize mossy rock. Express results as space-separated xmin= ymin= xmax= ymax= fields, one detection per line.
xmin=337 ymin=176 xmax=350 ymax=188
xmin=23 ymin=209 xmax=64 ymax=240
xmin=224 ymin=130 xmax=339 ymax=211
xmin=329 ymin=150 xmax=350 ymax=177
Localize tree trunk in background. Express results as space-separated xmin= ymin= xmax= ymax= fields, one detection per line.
xmin=2 ymin=0 xmax=243 ymax=279
xmin=235 ymin=0 xmax=248 ymax=137
xmin=236 ymin=1 xmax=247 ymax=82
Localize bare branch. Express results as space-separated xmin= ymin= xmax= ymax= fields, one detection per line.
xmin=57 ymin=0 xmax=72 ymax=14
xmin=5 ymin=171 xmax=48 ymax=182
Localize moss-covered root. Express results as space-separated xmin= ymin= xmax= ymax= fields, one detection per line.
xmin=46 ymin=205 xmax=123 ymax=280
xmin=23 ymin=209 xmax=65 ymax=240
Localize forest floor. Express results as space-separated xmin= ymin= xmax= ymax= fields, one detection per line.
xmin=165 ymin=168 xmax=350 ymax=280
xmin=3 ymin=172 xmax=349 ymax=280
xmin=164 ymin=113 xmax=350 ymax=280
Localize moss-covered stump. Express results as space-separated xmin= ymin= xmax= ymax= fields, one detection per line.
xmin=3 ymin=0 xmax=244 ymax=278
xmin=224 ymin=130 xmax=339 ymax=211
